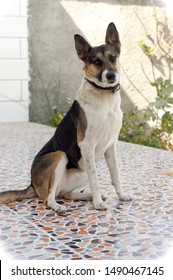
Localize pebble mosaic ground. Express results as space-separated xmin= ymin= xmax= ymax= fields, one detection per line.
xmin=0 ymin=122 xmax=173 ymax=260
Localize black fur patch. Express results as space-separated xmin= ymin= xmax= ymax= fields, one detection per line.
xmin=33 ymin=100 xmax=85 ymax=169
xmin=87 ymin=44 xmax=118 ymax=64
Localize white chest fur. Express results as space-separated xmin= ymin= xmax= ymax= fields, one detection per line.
xmin=76 ymin=79 xmax=122 ymax=162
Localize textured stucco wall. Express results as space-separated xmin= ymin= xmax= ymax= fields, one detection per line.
xmin=28 ymin=0 xmax=173 ymax=124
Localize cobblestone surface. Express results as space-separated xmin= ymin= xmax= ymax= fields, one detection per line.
xmin=0 ymin=122 xmax=173 ymax=260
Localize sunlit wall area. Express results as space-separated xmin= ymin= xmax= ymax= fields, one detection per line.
xmin=0 ymin=0 xmax=29 ymax=122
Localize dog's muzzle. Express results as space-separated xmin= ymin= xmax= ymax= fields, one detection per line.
xmin=106 ymin=70 xmax=116 ymax=83
xmin=102 ymin=69 xmax=119 ymax=85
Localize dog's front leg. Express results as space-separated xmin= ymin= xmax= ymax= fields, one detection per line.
xmin=105 ymin=143 xmax=132 ymax=201
xmin=79 ymin=141 xmax=107 ymax=210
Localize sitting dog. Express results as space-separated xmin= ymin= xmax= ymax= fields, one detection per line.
xmin=0 ymin=22 xmax=131 ymax=213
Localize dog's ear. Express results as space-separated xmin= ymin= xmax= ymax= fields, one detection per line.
xmin=105 ymin=22 xmax=121 ymax=54
xmin=74 ymin=34 xmax=91 ymax=62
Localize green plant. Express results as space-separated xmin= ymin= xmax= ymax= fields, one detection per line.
xmin=119 ymin=77 xmax=173 ymax=151
xmin=120 ymin=3 xmax=173 ymax=151
xmin=49 ymin=98 xmax=72 ymax=127
xmin=50 ymin=107 xmax=64 ymax=127
xmin=119 ymin=108 xmax=147 ymax=144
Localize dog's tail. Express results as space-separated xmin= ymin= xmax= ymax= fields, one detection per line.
xmin=0 ymin=185 xmax=37 ymax=204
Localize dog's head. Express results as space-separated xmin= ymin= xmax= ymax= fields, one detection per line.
xmin=74 ymin=22 xmax=121 ymax=89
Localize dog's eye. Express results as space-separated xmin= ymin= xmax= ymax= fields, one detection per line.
xmin=93 ymin=59 xmax=102 ymax=66
xmin=109 ymin=55 xmax=116 ymax=63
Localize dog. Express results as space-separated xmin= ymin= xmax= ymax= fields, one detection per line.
xmin=0 ymin=22 xmax=131 ymax=213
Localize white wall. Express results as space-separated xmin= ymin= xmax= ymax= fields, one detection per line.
xmin=0 ymin=0 xmax=29 ymax=122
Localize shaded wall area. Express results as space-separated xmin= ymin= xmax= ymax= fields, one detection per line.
xmin=28 ymin=0 xmax=173 ymax=124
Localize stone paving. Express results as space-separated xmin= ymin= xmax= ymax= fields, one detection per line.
xmin=0 ymin=122 xmax=173 ymax=260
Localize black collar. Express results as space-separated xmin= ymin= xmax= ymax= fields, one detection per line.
xmin=85 ymin=77 xmax=120 ymax=93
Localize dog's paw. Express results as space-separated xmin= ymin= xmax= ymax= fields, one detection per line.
xmin=101 ymin=194 xmax=107 ymax=201
xmin=119 ymin=193 xmax=132 ymax=201
xmin=55 ymin=204 xmax=66 ymax=214
xmin=93 ymin=200 xmax=108 ymax=210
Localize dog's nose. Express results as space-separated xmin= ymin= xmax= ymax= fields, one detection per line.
xmin=106 ymin=71 xmax=116 ymax=83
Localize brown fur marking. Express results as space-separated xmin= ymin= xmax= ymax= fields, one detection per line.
xmin=0 ymin=185 xmax=36 ymax=204
xmin=77 ymin=105 xmax=87 ymax=142
xmin=31 ymin=151 xmax=65 ymax=202
xmin=85 ymin=46 xmax=120 ymax=79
